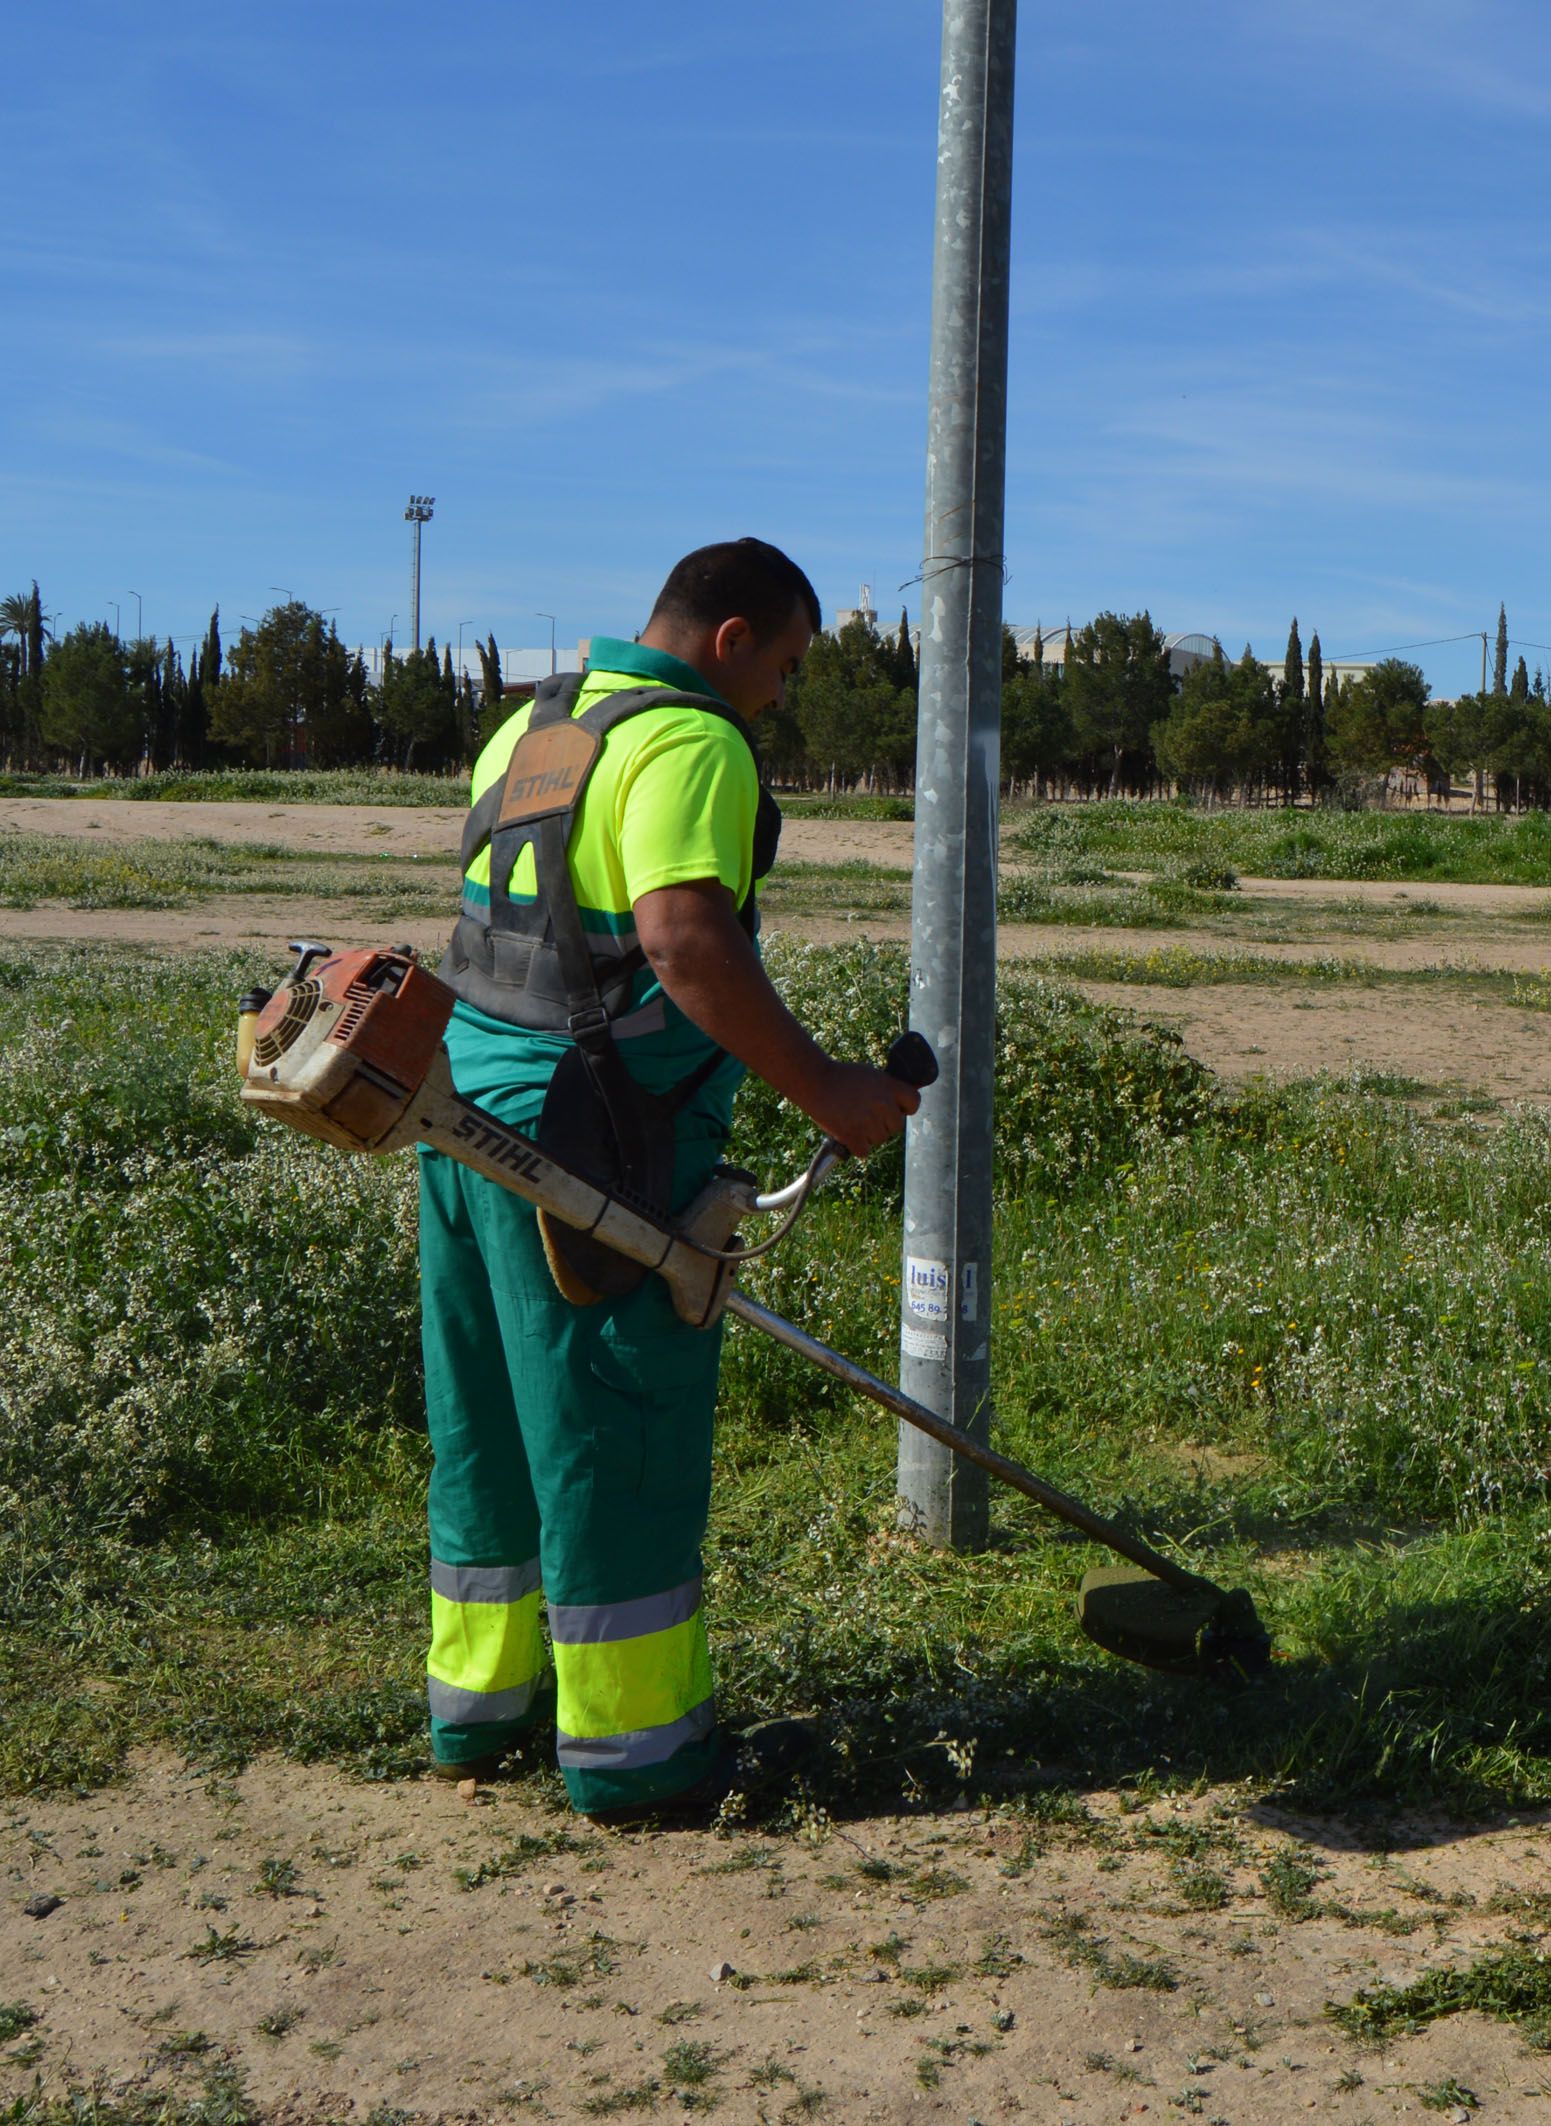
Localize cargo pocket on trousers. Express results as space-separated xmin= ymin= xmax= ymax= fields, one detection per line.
xmin=586 ymin=1297 xmax=722 ymax=1519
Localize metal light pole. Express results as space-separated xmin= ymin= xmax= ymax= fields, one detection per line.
xmin=897 ymin=0 xmax=1017 ymax=1550
xmin=457 ymin=618 xmax=474 ymax=677
xmin=405 ymin=496 xmax=434 ymax=651
xmin=536 ymin=612 xmax=556 ymax=675
xmin=270 ymin=585 xmax=294 ymax=606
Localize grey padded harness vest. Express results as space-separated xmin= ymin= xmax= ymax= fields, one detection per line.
xmin=437 ymin=673 xmax=781 ymax=1293
xmin=438 ymin=671 xmax=779 ymax=1039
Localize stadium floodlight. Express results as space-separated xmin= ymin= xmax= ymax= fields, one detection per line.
xmin=404 ymin=496 xmax=436 ymax=650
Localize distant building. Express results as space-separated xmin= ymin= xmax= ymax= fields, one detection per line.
xmin=833 ymin=584 xmax=880 ymax=633
xmin=1005 ymin=625 xmax=1217 ymax=682
xmin=1260 ymin=656 xmax=1373 ymax=693
xmin=353 ymin=642 xmax=583 ymax=695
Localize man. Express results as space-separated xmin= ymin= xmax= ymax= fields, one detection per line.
xmin=420 ymin=538 xmax=916 ymax=1821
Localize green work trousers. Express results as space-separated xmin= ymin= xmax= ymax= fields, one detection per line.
xmin=417 ymin=1135 xmax=728 ymax=1814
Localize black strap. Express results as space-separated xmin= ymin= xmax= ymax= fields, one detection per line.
xmin=454 ymin=677 xmax=780 ymax=1127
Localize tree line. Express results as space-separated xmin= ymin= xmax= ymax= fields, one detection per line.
xmin=6 ymin=582 xmax=1547 ymax=805
xmin=0 ymin=588 xmax=497 ymax=775
xmin=773 ymin=602 xmax=1549 ymax=808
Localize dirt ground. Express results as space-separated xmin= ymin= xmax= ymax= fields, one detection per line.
xmin=8 ymin=1757 xmax=1551 ymax=2125
xmin=6 ymin=798 xmax=1551 ymax=1101
xmin=8 ymin=798 xmax=1551 ymax=2121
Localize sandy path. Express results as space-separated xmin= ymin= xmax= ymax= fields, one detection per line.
xmin=7 ymin=799 xmax=1551 ymax=1104
xmin=7 ymin=1755 xmax=1551 ymax=2125
xmin=0 ymin=798 xmax=914 ymax=871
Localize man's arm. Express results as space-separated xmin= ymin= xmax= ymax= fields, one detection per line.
xmin=633 ymin=880 xmax=918 ymax=1157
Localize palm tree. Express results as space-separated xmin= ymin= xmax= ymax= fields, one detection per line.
xmin=0 ymin=585 xmax=45 ymax=675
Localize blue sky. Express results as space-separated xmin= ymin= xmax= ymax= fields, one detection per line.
xmin=6 ymin=0 xmax=1550 ymax=697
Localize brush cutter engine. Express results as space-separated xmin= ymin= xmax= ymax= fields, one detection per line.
xmin=240 ymin=942 xmax=756 ymax=1328
xmin=238 ymin=943 xmax=453 ymax=1153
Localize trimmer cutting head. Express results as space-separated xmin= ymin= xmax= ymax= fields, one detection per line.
xmin=1078 ymin=1567 xmax=1272 ymax=1684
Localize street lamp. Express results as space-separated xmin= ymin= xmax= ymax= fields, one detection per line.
xmin=536 ymin=612 xmax=556 ymax=676
xmin=404 ymin=496 xmax=434 ymax=651
xmin=457 ymin=618 xmax=474 ymax=676
xmin=270 ymin=586 xmax=294 ymax=605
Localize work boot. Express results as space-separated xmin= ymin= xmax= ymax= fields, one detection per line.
xmin=429 ymin=1749 xmax=507 ymax=1784
xmin=583 ymin=1717 xmax=819 ymax=1829
xmin=429 ymin=1675 xmax=557 ymax=1784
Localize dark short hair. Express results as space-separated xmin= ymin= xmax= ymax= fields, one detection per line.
xmin=648 ymin=538 xmax=821 ymax=641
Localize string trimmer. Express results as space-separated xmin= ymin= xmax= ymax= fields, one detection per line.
xmin=237 ymin=941 xmax=1271 ymax=1683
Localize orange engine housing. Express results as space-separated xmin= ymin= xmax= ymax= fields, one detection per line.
xmin=241 ymin=947 xmax=456 ymax=1150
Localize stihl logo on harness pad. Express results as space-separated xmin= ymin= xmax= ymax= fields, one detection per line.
xmin=497 ymin=720 xmax=601 ymax=828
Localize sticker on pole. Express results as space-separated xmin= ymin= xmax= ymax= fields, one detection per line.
xmin=902 ymin=1324 xmax=948 ymax=1362
xmin=905 ymin=1256 xmax=950 ymax=1323
xmin=960 ymin=1262 xmax=979 ymax=1323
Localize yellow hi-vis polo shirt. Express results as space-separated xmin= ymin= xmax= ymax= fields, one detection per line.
xmin=441 ymin=637 xmax=758 ymax=1133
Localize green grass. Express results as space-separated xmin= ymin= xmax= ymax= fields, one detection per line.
xmin=1330 ymin=1941 xmax=1551 ymax=2043
xmin=0 ymin=766 xmax=468 ymax=806
xmin=1042 ymin=1912 xmax=1178 ymax=1992
xmin=759 ymin=859 xmax=912 ymax=919
xmin=1021 ymin=944 xmax=1531 ymax=1002
xmin=778 ymin=793 xmax=914 ymax=821
xmin=7 ymin=938 xmax=1551 ymax=1818
xmin=0 ymin=830 xmax=452 ymax=913
xmin=1010 ymin=797 xmax=1551 ymax=885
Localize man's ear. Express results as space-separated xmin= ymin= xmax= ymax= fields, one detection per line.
xmin=712 ymin=615 xmax=753 ymax=663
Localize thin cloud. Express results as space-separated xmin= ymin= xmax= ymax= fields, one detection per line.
xmin=33 ymin=415 xmax=238 ymax=479
xmin=1260 ymin=0 xmax=1551 ymax=121
xmin=103 ymin=330 xmax=317 ymax=379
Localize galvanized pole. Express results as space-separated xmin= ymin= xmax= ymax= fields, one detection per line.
xmin=898 ymin=0 xmax=1016 ymax=1550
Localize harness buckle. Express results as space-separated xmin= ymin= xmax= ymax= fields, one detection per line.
xmin=565 ymin=1004 xmax=611 ymax=1043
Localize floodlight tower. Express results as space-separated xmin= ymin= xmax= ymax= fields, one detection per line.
xmin=404 ymin=494 xmax=435 ymax=651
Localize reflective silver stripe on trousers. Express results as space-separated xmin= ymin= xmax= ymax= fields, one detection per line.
xmin=430 ymin=1556 xmax=542 ymax=1605
xmin=426 ymin=1675 xmax=543 ymax=1726
xmin=556 ymin=1696 xmax=717 ymax=1771
xmin=547 ymin=1576 xmax=702 ymax=1646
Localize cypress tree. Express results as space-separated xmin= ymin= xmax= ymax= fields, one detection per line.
xmin=1495 ymin=603 xmax=1509 ymax=695
xmin=1512 ymin=655 xmax=1530 ymax=702
xmin=889 ymin=607 xmax=916 ymax=691
xmin=202 ymin=608 xmax=222 ymax=690
xmin=1305 ymin=632 xmax=1327 ymax=797
xmin=25 ymin=582 xmax=44 ymax=679
xmin=476 ymin=633 xmax=503 ymax=712
xmin=1283 ymin=617 xmax=1304 ymax=703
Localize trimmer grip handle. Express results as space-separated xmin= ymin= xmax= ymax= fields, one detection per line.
xmin=885 ymin=1030 xmax=939 ymax=1091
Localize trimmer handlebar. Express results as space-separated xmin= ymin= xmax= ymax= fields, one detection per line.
xmin=883 ymin=1029 xmax=940 ymax=1092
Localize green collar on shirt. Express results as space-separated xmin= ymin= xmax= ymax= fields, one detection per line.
xmin=586 ymin=636 xmax=732 ymax=708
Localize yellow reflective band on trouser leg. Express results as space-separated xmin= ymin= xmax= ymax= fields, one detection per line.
xmin=550 ymin=1578 xmax=715 ymax=1778
xmin=426 ymin=1557 xmax=546 ymax=1728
